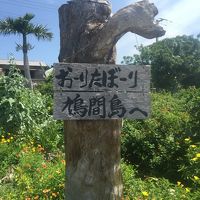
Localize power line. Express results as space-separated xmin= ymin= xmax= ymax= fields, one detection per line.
xmin=0 ymin=0 xmax=60 ymax=11
xmin=0 ymin=0 xmax=60 ymax=21
xmin=0 ymin=10 xmax=57 ymax=21
xmin=17 ymin=0 xmax=58 ymax=9
xmin=0 ymin=0 xmax=55 ymax=8
xmin=30 ymin=0 xmax=66 ymax=9
xmin=0 ymin=11 xmax=19 ymax=19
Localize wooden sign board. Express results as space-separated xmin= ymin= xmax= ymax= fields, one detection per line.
xmin=53 ymin=63 xmax=150 ymax=120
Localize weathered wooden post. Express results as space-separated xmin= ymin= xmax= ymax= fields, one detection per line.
xmin=55 ymin=0 xmax=165 ymax=199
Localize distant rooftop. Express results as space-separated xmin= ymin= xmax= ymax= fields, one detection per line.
xmin=0 ymin=59 xmax=47 ymax=67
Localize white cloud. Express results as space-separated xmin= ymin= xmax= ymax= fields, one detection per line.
xmin=116 ymin=0 xmax=200 ymax=63
xmin=159 ymin=0 xmax=200 ymax=37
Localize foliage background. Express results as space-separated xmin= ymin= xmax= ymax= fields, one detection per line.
xmin=1 ymin=41 xmax=200 ymax=199
xmin=122 ymin=35 xmax=200 ymax=91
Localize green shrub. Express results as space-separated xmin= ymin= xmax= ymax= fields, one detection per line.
xmin=179 ymin=141 xmax=200 ymax=188
xmin=28 ymin=119 xmax=64 ymax=153
xmin=121 ymin=92 xmax=190 ymax=180
xmin=0 ymin=144 xmax=19 ymax=180
xmin=36 ymin=73 xmax=54 ymax=115
xmin=0 ymin=64 xmax=63 ymax=152
xmin=121 ymin=162 xmax=195 ymax=200
xmin=0 ymin=66 xmax=27 ymax=133
xmin=176 ymin=88 xmax=200 ymax=142
xmin=36 ymin=72 xmax=53 ymax=98
xmin=0 ymin=65 xmax=49 ymax=134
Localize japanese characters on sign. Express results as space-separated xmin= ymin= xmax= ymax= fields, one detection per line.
xmin=53 ymin=63 xmax=150 ymax=120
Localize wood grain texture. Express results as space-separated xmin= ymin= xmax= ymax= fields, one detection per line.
xmin=58 ymin=0 xmax=165 ymax=199
xmin=54 ymin=92 xmax=150 ymax=120
xmin=59 ymin=1 xmax=165 ymax=64
xmin=54 ymin=63 xmax=150 ymax=92
xmin=64 ymin=119 xmax=123 ymax=200
xmin=53 ymin=63 xmax=150 ymax=120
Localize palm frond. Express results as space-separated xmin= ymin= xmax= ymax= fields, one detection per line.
xmin=32 ymin=24 xmax=53 ymax=41
xmin=0 ymin=17 xmax=18 ymax=35
xmin=23 ymin=13 xmax=35 ymax=22
xmin=15 ymin=43 xmax=23 ymax=51
xmin=16 ymin=42 xmax=34 ymax=51
xmin=0 ymin=13 xmax=36 ymax=35
xmin=0 ymin=13 xmax=53 ymax=44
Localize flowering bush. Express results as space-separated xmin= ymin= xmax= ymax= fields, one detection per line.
xmin=1 ymin=63 xmax=200 ymax=199
xmin=121 ymin=89 xmax=200 ymax=198
xmin=121 ymin=162 xmax=195 ymax=200
xmin=177 ymin=88 xmax=200 ymax=142
xmin=0 ymin=142 xmax=65 ymax=199
xmin=122 ymin=92 xmax=190 ymax=180
xmin=179 ymin=141 xmax=200 ymax=188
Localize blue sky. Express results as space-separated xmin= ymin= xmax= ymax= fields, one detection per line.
xmin=0 ymin=0 xmax=200 ymax=66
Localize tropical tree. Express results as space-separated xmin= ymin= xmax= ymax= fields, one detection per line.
xmin=122 ymin=35 xmax=200 ymax=91
xmin=0 ymin=13 xmax=53 ymax=89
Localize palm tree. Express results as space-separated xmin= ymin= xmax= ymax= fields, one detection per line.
xmin=0 ymin=13 xmax=53 ymax=89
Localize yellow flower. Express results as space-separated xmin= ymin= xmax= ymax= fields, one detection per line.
xmin=1 ymin=138 xmax=6 ymax=143
xmin=177 ymin=181 xmax=181 ymax=186
xmin=191 ymin=157 xmax=198 ymax=161
xmin=194 ymin=176 xmax=199 ymax=181
xmin=42 ymin=163 xmax=47 ymax=169
xmin=10 ymin=137 xmax=13 ymax=140
xmin=7 ymin=139 xmax=11 ymax=143
xmin=196 ymin=153 xmax=200 ymax=158
xmin=52 ymin=192 xmax=57 ymax=197
xmin=37 ymin=145 xmax=44 ymax=152
xmin=32 ymin=147 xmax=36 ymax=152
xmin=185 ymin=188 xmax=190 ymax=193
xmin=34 ymin=195 xmax=39 ymax=200
xmin=61 ymin=159 xmax=66 ymax=165
xmin=142 ymin=191 xmax=149 ymax=197
xmin=43 ymin=189 xmax=50 ymax=193
xmin=56 ymin=170 xmax=61 ymax=174
xmin=59 ymin=183 xmax=64 ymax=188
xmin=190 ymin=145 xmax=197 ymax=148
xmin=184 ymin=138 xmax=191 ymax=142
xmin=177 ymin=181 xmax=184 ymax=188
xmin=8 ymin=133 xmax=11 ymax=135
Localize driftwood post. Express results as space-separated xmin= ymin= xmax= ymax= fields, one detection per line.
xmin=58 ymin=0 xmax=165 ymax=199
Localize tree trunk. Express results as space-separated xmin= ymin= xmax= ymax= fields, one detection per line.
xmin=64 ymin=120 xmax=122 ymax=200
xmin=23 ymin=34 xmax=33 ymax=89
xmin=58 ymin=1 xmax=165 ymax=199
